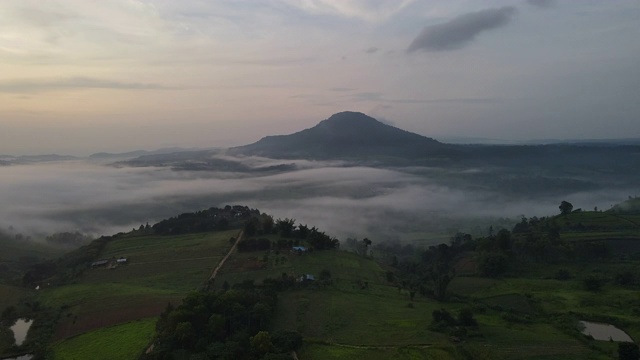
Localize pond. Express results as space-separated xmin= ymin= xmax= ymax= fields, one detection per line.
xmin=579 ymin=321 xmax=633 ymax=342
xmin=9 ymin=319 xmax=32 ymax=346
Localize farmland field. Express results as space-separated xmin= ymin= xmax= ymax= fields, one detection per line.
xmin=52 ymin=318 xmax=156 ymax=360
xmin=39 ymin=229 xmax=240 ymax=340
xmin=213 ymin=247 xmax=602 ymax=359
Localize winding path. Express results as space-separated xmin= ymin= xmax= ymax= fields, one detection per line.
xmin=146 ymin=230 xmax=244 ymax=355
xmin=209 ymin=230 xmax=243 ymax=281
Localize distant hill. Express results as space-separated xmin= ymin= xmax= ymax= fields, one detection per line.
xmin=608 ymin=197 xmax=640 ymax=214
xmin=229 ymin=111 xmax=456 ymax=160
xmin=89 ymin=147 xmax=202 ymax=160
xmin=0 ymin=154 xmax=77 ymax=166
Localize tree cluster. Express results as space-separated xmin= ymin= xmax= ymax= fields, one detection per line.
xmin=393 ymin=240 xmax=465 ymax=303
xmin=430 ymin=308 xmax=478 ymax=338
xmin=145 ymin=288 xmax=301 ymax=360
xmin=153 ymin=206 xmax=259 ymax=235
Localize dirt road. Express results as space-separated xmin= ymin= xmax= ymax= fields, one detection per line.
xmin=209 ymin=230 xmax=243 ymax=281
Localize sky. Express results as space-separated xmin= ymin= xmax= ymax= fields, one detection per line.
xmin=1 ymin=0 xmax=639 ymax=155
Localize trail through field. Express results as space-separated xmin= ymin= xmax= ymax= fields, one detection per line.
xmin=210 ymin=230 xmax=243 ymax=281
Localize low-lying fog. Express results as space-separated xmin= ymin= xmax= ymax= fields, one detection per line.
xmin=0 ymin=155 xmax=634 ymax=245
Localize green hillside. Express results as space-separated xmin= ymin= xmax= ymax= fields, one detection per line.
xmin=213 ymin=246 xmax=626 ymax=359
xmin=2 ymin=203 xmax=640 ymax=359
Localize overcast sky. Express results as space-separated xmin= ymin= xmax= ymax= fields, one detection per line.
xmin=1 ymin=0 xmax=639 ymax=155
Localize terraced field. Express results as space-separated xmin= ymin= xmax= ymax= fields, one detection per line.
xmin=39 ymin=229 xmax=240 ymax=340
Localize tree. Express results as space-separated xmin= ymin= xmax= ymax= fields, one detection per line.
xmin=296 ymin=224 xmax=310 ymax=238
xmin=271 ymin=330 xmax=303 ymax=353
xmin=478 ymin=252 xmax=509 ymax=277
xmin=1 ymin=305 xmax=17 ymax=324
xmin=583 ymin=275 xmax=604 ymax=292
xmin=619 ymin=342 xmax=640 ymax=360
xmin=559 ymin=200 xmax=573 ymax=215
xmin=262 ymin=214 xmax=274 ymax=234
xmin=457 ymin=308 xmax=477 ymax=327
xmin=250 ymin=331 xmax=275 ymax=356
xmin=244 ymin=217 xmax=259 ymax=237
xmin=362 ymin=238 xmax=372 ymax=256
xmin=495 ymin=229 xmax=512 ymax=251
xmin=175 ymin=321 xmax=195 ymax=348
xmin=427 ymin=244 xmax=455 ymax=301
xmin=276 ymin=218 xmax=296 ymax=238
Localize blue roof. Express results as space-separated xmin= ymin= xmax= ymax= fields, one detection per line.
xmin=292 ymin=246 xmax=307 ymax=251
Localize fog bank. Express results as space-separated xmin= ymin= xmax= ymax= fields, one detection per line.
xmin=0 ymin=157 xmax=634 ymax=244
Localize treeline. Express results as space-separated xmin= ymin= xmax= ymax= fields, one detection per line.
xmin=240 ymin=217 xmax=339 ymax=252
xmin=23 ymin=235 xmax=112 ymax=287
xmin=384 ymin=209 xmax=640 ymax=304
xmin=45 ymin=231 xmax=93 ymax=247
xmin=144 ymin=288 xmax=302 ymax=360
xmin=153 ymin=205 xmax=260 ymax=235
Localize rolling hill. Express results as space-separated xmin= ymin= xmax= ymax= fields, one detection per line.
xmin=2 ymin=200 xmax=640 ymax=359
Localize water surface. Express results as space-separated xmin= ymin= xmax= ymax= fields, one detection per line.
xmin=9 ymin=319 xmax=32 ymax=346
xmin=579 ymin=321 xmax=633 ymax=342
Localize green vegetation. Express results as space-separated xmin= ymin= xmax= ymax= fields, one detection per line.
xmin=52 ymin=318 xmax=156 ymax=360
xmin=40 ymin=229 xmax=238 ymax=343
xmin=3 ymin=202 xmax=640 ymax=359
xmin=1 ymin=207 xmax=248 ymax=359
xmin=0 ymin=230 xmax=64 ymax=286
xmin=142 ymin=289 xmax=296 ymax=360
xmin=298 ymin=343 xmax=454 ymax=360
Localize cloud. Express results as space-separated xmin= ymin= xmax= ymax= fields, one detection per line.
xmin=351 ymin=92 xmax=384 ymax=102
xmin=364 ymin=46 xmax=379 ymax=54
xmin=330 ymin=87 xmax=355 ymax=92
xmin=407 ymin=6 xmax=517 ymax=52
xmin=279 ymin=0 xmax=416 ymax=22
xmin=0 ymin=77 xmax=167 ymax=93
xmin=526 ymin=0 xmax=556 ymax=8
xmin=390 ymin=97 xmax=504 ymax=104
xmin=0 ymin=156 xmax=631 ymax=243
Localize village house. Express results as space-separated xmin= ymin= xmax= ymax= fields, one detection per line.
xmin=291 ymin=246 xmax=307 ymax=254
xmin=91 ymin=260 xmax=109 ymax=267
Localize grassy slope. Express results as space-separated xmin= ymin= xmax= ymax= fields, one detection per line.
xmin=19 ymin=208 xmax=640 ymax=359
xmin=39 ymin=229 xmax=239 ymax=341
xmin=449 ymin=270 xmax=639 ymax=359
xmin=52 ymin=318 xmax=156 ymax=360
xmin=553 ymin=211 xmax=640 ymax=241
xmin=216 ymin=231 xmax=640 ymax=360
xmin=0 ymin=237 xmax=65 ymax=286
xmin=0 ymin=284 xmax=28 ymax=314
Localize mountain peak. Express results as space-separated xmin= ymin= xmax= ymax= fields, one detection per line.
xmin=229 ymin=111 xmax=448 ymax=159
xmin=324 ymin=111 xmax=376 ymax=123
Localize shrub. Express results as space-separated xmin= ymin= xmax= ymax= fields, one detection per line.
xmin=583 ymin=275 xmax=605 ymax=292
xmin=554 ymin=269 xmax=572 ymax=280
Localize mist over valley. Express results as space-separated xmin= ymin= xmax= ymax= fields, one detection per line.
xmin=1 ymin=112 xmax=638 ymax=246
